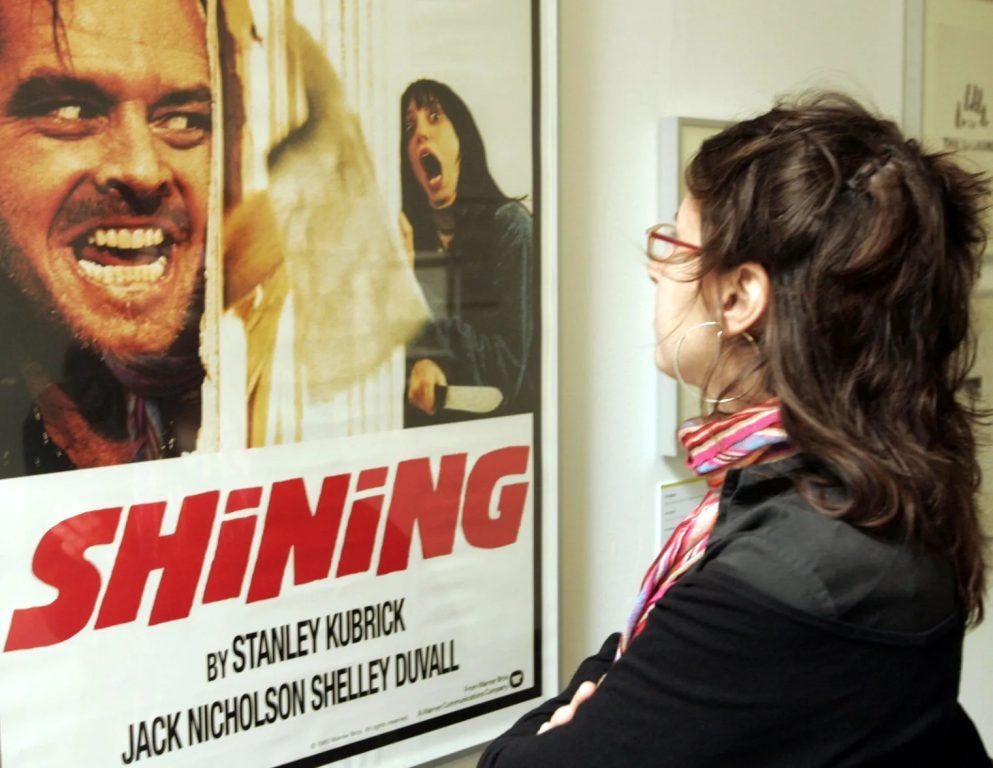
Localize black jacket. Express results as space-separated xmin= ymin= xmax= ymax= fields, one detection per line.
xmin=480 ymin=456 xmax=991 ymax=767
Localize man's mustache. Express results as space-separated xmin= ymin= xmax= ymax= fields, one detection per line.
xmin=51 ymin=191 xmax=193 ymax=238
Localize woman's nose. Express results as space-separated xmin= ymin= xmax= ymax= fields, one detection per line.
xmin=413 ymin=113 xmax=430 ymax=141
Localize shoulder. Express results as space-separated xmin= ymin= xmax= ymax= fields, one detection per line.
xmin=492 ymin=201 xmax=533 ymax=237
xmin=698 ymin=456 xmax=957 ymax=632
xmin=453 ymin=200 xmax=531 ymax=245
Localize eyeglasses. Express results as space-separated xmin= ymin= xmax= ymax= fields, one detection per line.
xmin=647 ymin=223 xmax=700 ymax=261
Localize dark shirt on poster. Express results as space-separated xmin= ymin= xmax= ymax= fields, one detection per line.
xmin=1 ymin=341 xmax=200 ymax=479
xmin=0 ymin=274 xmax=202 ymax=478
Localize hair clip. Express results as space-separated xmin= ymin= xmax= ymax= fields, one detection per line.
xmin=846 ymin=146 xmax=896 ymax=191
xmin=846 ymin=162 xmax=875 ymax=191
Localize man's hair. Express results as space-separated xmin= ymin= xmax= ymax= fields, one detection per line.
xmin=27 ymin=0 xmax=207 ymax=64
xmin=399 ymin=78 xmax=510 ymax=251
xmin=0 ymin=1 xmax=71 ymax=62
xmin=685 ymin=92 xmax=990 ymax=623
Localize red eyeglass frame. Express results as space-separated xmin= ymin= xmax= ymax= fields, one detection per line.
xmin=646 ymin=224 xmax=700 ymax=254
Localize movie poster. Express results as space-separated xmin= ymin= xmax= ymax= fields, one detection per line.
xmin=0 ymin=1 xmax=546 ymax=766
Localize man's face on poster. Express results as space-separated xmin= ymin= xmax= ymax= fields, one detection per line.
xmin=0 ymin=0 xmax=211 ymax=358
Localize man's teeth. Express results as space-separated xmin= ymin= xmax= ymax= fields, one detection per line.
xmin=78 ymin=255 xmax=167 ymax=285
xmin=88 ymin=228 xmax=165 ymax=249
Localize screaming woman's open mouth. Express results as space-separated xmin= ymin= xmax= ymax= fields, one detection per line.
xmin=420 ymin=151 xmax=442 ymax=182
xmin=72 ymin=227 xmax=174 ymax=285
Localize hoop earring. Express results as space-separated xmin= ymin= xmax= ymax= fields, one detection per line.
xmin=672 ymin=321 xmax=758 ymax=405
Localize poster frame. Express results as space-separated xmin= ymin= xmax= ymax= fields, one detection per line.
xmin=0 ymin=0 xmax=560 ymax=766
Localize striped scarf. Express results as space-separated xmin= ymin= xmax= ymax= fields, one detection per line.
xmin=617 ymin=400 xmax=793 ymax=656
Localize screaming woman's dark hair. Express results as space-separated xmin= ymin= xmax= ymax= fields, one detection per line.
xmin=685 ymin=93 xmax=989 ymax=624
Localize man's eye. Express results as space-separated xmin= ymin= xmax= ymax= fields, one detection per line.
xmin=162 ymin=114 xmax=192 ymax=131
xmin=153 ymin=111 xmax=211 ymax=147
xmin=39 ymin=101 xmax=99 ymax=121
xmin=27 ymin=101 xmax=103 ymax=137
xmin=54 ymin=104 xmax=83 ymax=120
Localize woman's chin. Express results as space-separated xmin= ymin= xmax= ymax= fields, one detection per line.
xmin=654 ymin=351 xmax=676 ymax=380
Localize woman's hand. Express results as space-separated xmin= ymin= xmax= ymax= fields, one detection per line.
xmin=408 ymin=359 xmax=448 ymax=414
xmin=537 ymin=679 xmax=600 ymax=735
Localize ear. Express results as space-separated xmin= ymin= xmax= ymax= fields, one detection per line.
xmin=717 ymin=262 xmax=770 ymax=337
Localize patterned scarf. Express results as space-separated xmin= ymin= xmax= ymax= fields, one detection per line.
xmin=617 ymin=400 xmax=793 ymax=656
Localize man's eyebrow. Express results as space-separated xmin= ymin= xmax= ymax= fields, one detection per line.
xmin=6 ymin=74 xmax=113 ymax=115
xmin=152 ymin=86 xmax=212 ymax=111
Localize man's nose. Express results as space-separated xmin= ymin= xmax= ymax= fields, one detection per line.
xmin=95 ymin=105 xmax=170 ymax=205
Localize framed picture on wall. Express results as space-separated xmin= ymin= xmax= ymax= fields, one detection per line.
xmin=0 ymin=1 xmax=558 ymax=766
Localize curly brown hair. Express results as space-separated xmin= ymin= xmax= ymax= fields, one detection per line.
xmin=686 ymin=93 xmax=990 ymax=624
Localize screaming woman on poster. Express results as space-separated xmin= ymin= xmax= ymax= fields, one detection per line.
xmin=400 ymin=79 xmax=536 ymax=425
xmin=479 ymin=94 xmax=992 ymax=766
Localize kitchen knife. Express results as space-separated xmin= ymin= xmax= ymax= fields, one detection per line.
xmin=436 ymin=385 xmax=504 ymax=414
